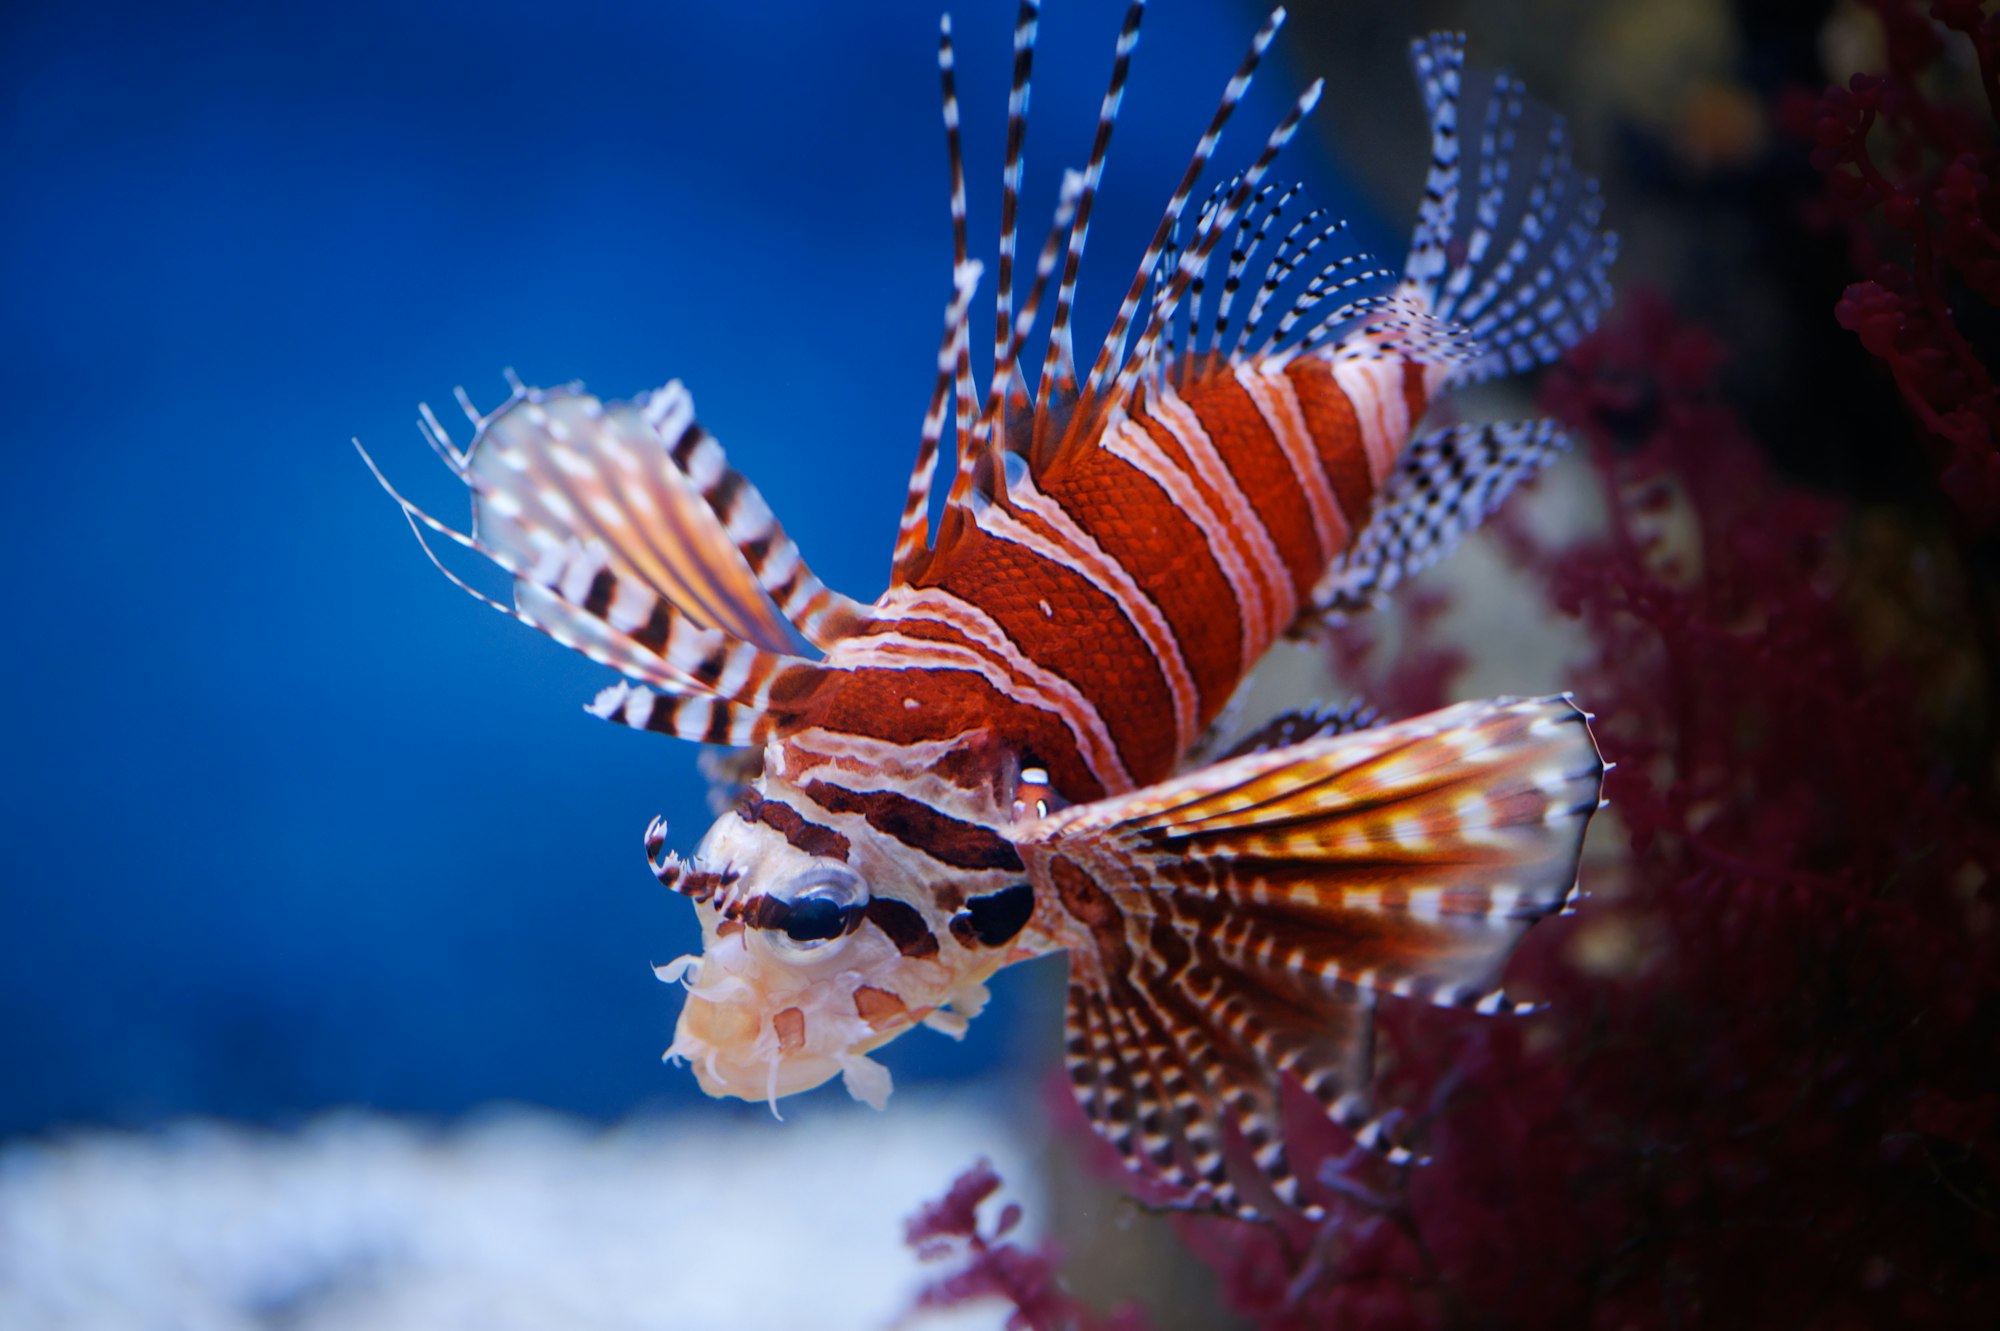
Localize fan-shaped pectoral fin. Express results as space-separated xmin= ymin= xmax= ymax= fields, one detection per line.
xmin=1026 ymin=695 xmax=1605 ymax=1210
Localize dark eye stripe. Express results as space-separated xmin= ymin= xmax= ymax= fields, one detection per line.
xmin=865 ymin=896 xmax=939 ymax=958
xmin=737 ymin=793 xmax=851 ymax=861
xmin=801 ymin=781 xmax=1023 ymax=872
xmin=951 ymin=883 xmax=1035 ymax=948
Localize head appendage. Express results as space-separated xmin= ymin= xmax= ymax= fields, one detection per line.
xmin=645 ymin=816 xmax=741 ymax=905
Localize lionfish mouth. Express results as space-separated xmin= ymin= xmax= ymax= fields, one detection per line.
xmin=656 ymin=894 xmax=913 ymax=1116
xmin=664 ymin=982 xmax=902 ymax=1117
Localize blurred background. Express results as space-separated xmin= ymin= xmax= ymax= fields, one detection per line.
xmin=10 ymin=0 xmax=1994 ymax=1326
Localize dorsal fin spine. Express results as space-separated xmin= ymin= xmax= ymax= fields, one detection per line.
xmin=1110 ymin=74 xmax=1322 ymax=409
xmin=892 ymin=261 xmax=984 ymax=585
xmin=1081 ymin=6 xmax=1285 ymax=410
xmin=1034 ymin=0 xmax=1146 ymax=469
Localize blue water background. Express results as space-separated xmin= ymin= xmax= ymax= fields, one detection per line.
xmin=0 ymin=0 xmax=1380 ymax=1137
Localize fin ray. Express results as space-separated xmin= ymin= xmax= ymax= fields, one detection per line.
xmin=1314 ymin=419 xmax=1570 ymax=613
xmin=1399 ymin=33 xmax=1617 ymax=385
xmin=365 ymin=382 xmax=852 ymax=735
xmin=1028 ymin=695 xmax=1603 ymax=1019
xmin=1035 ymin=697 xmax=1601 ymax=1206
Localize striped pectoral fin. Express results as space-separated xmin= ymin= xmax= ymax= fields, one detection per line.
xmin=463 ymin=382 xmax=869 ymax=652
xmin=1064 ymin=937 xmax=1389 ymax=1219
xmin=361 ymin=380 xmax=861 ymax=738
xmin=1029 ymin=696 xmax=1604 ymax=1202
xmin=372 ymin=378 xmax=870 ymax=658
xmin=1312 ymin=417 xmax=1570 ymax=614
xmin=1050 ymin=692 xmax=1606 ymax=1008
xmin=586 ymin=680 xmax=773 ymax=747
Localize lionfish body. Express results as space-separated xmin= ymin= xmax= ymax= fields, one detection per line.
xmin=364 ymin=4 xmax=1614 ymax=1219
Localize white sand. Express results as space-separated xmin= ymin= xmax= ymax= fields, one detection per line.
xmin=0 ymin=1096 xmax=1041 ymax=1331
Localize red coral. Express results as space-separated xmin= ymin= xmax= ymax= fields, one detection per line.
xmin=1800 ymin=0 xmax=2000 ymax=529
xmin=903 ymin=1161 xmax=1150 ymax=1331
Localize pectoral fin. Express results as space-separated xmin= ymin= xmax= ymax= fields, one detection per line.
xmin=1021 ymin=695 xmax=1604 ymax=1217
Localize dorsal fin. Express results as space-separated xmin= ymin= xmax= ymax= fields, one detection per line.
xmin=1032 ymin=0 xmax=1145 ymax=470
xmin=1202 ymin=181 xmax=1292 ymax=365
xmin=1079 ymin=6 xmax=1285 ymax=412
xmin=986 ymin=1 xmax=1040 ymax=440
xmin=1109 ymin=73 xmax=1323 ymax=409
xmin=943 ymin=0 xmax=1042 ymax=521
xmin=1179 ymin=178 xmax=1234 ymax=372
xmin=997 ymin=170 xmax=1084 ymax=459
xmin=890 ymin=261 xmax=982 ymax=586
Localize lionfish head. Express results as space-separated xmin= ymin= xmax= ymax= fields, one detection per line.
xmin=648 ymin=771 xmax=1014 ymax=1115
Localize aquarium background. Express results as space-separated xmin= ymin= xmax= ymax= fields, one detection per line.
xmin=11 ymin=0 xmax=1997 ymax=1326
xmin=0 ymin=0 xmax=1379 ymax=1138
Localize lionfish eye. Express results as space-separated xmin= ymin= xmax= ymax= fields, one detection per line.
xmin=767 ymin=865 xmax=868 ymax=951
xmin=780 ymin=896 xmax=849 ymax=943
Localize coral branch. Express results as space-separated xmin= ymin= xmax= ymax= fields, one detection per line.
xmin=1801 ymin=1 xmax=2000 ymax=529
xmin=902 ymin=1161 xmax=1149 ymax=1331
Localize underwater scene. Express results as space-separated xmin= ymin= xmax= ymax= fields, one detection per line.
xmin=3 ymin=0 xmax=1995 ymax=1327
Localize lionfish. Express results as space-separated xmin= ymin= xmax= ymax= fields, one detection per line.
xmin=361 ymin=3 xmax=1614 ymax=1220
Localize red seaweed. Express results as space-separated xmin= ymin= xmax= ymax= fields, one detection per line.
xmin=1169 ymin=290 xmax=2000 ymax=1329
xmin=903 ymin=1160 xmax=1151 ymax=1331
xmin=1797 ymin=0 xmax=2000 ymax=529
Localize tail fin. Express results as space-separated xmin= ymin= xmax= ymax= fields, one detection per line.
xmin=1401 ymin=32 xmax=1617 ymax=386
